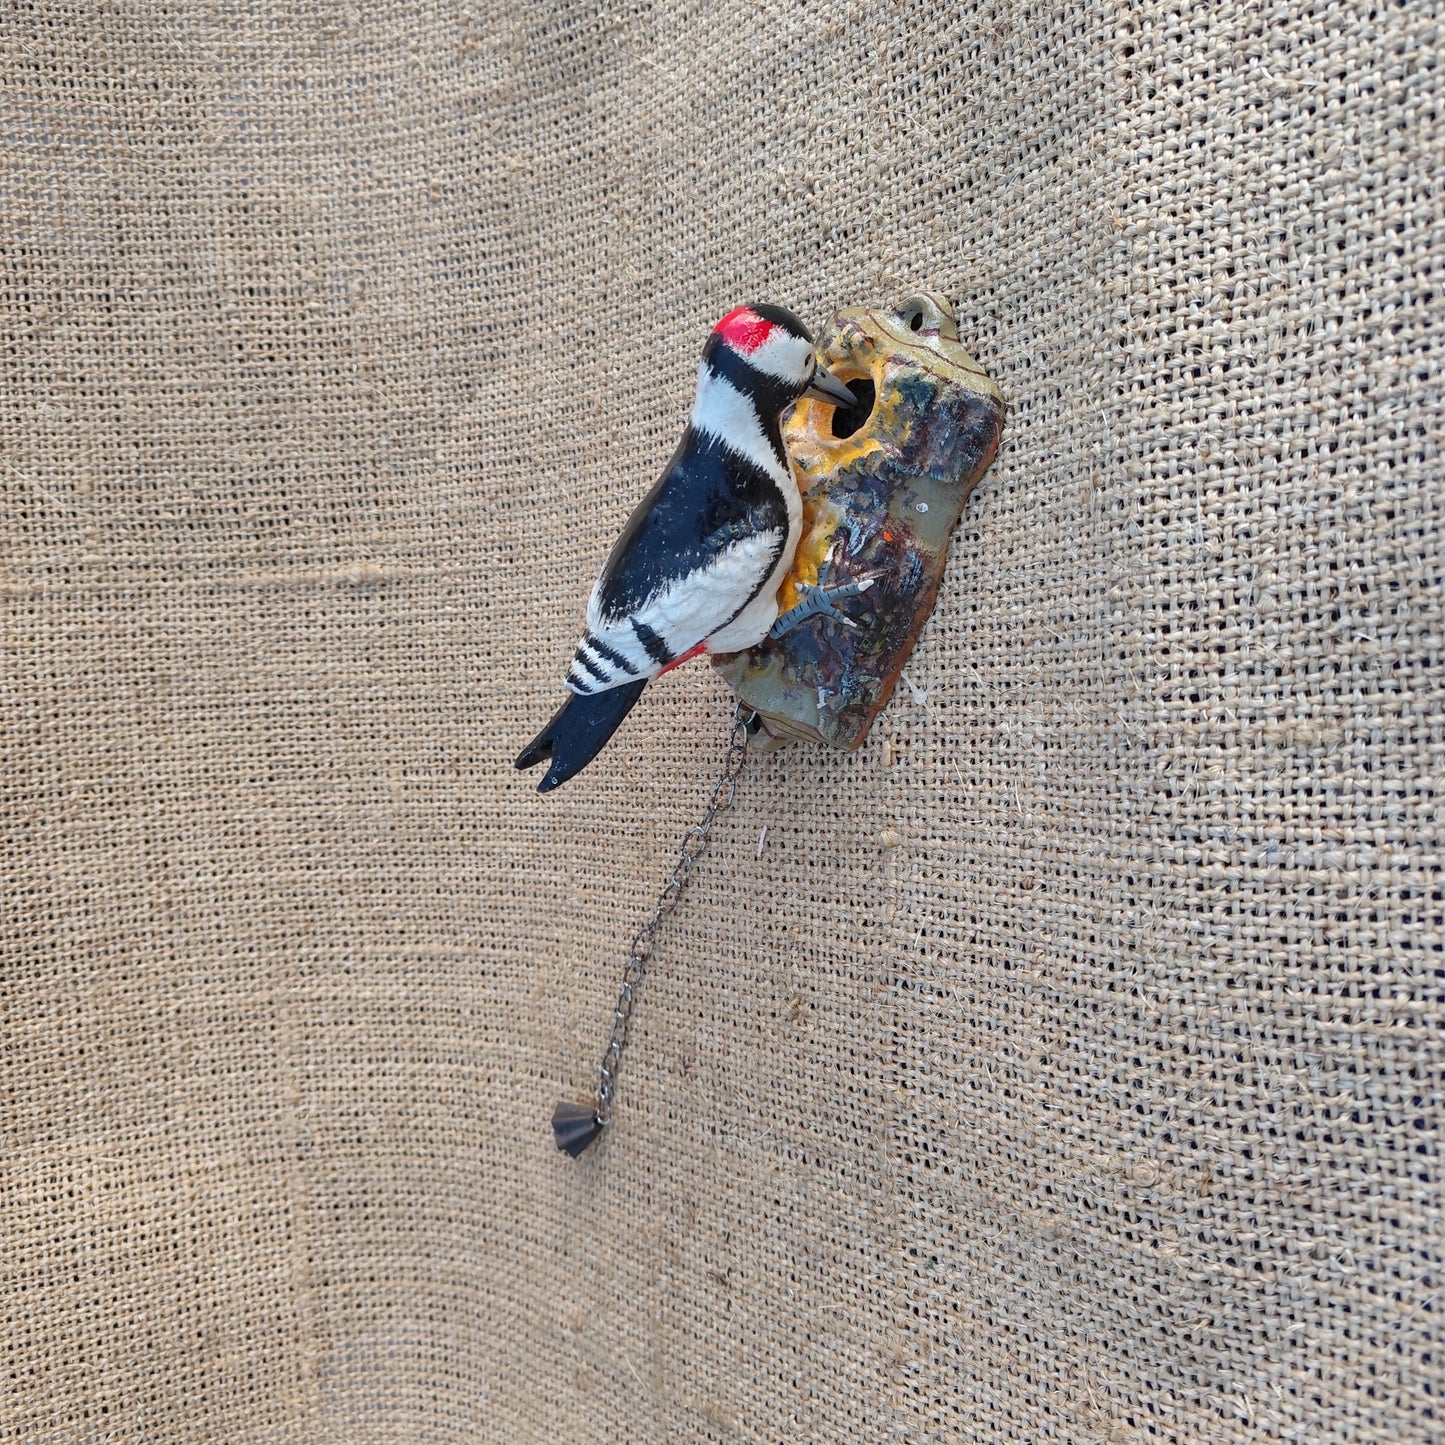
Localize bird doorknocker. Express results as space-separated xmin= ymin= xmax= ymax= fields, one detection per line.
xmin=520 ymin=296 xmax=1004 ymax=1155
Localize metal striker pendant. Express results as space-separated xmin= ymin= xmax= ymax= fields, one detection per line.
xmin=551 ymin=706 xmax=751 ymax=1157
xmin=552 ymin=295 xmax=1003 ymax=1156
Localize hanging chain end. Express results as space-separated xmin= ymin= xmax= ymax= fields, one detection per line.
xmin=555 ymin=704 xmax=751 ymax=1156
xmin=552 ymin=1099 xmax=605 ymax=1157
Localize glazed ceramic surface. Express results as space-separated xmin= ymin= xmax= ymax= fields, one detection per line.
xmin=712 ymin=294 xmax=1005 ymax=749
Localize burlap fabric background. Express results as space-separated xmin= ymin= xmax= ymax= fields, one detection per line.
xmin=5 ymin=2 xmax=1441 ymax=1441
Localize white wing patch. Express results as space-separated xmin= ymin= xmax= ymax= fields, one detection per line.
xmin=584 ymin=528 xmax=781 ymax=671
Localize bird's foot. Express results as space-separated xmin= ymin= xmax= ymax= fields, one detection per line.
xmin=770 ymin=528 xmax=879 ymax=640
xmin=770 ymin=573 xmax=876 ymax=638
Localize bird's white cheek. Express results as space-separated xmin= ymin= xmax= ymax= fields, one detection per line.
xmin=690 ymin=373 xmax=791 ymax=487
xmin=745 ymin=331 xmax=813 ymax=386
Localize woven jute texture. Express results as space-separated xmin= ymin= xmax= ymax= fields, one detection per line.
xmin=4 ymin=2 xmax=1441 ymax=1441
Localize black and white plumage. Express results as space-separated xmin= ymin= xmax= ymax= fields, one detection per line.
xmin=516 ymin=302 xmax=855 ymax=793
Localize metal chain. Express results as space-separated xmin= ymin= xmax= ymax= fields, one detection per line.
xmin=593 ymin=702 xmax=752 ymax=1126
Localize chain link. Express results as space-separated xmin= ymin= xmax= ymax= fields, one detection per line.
xmin=593 ymin=703 xmax=752 ymax=1126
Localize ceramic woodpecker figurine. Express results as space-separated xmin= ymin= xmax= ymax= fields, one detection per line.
xmin=515 ymin=303 xmax=857 ymax=793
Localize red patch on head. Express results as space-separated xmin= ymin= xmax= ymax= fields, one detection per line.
xmin=714 ymin=306 xmax=775 ymax=354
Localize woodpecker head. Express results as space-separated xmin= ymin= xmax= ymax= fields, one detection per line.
xmin=701 ymin=303 xmax=857 ymax=419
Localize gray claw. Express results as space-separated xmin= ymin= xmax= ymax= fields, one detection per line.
xmin=769 ymin=525 xmax=880 ymax=640
xmin=770 ymin=574 xmax=876 ymax=639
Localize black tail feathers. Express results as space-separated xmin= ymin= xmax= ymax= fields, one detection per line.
xmin=514 ymin=679 xmax=648 ymax=793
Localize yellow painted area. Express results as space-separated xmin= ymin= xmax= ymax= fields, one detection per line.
xmin=774 ymin=305 xmax=1000 ymax=617
xmin=775 ymin=490 xmax=844 ymax=612
xmin=777 ymin=363 xmax=896 ymax=611
xmin=785 ymin=382 xmax=891 ymax=480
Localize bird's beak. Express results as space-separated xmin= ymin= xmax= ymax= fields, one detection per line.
xmin=803 ymin=367 xmax=858 ymax=407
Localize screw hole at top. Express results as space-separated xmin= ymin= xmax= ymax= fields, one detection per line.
xmin=908 ymin=310 xmax=924 ymax=331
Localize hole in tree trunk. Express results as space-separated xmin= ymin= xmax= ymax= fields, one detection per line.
xmin=829 ymin=377 xmax=876 ymax=438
